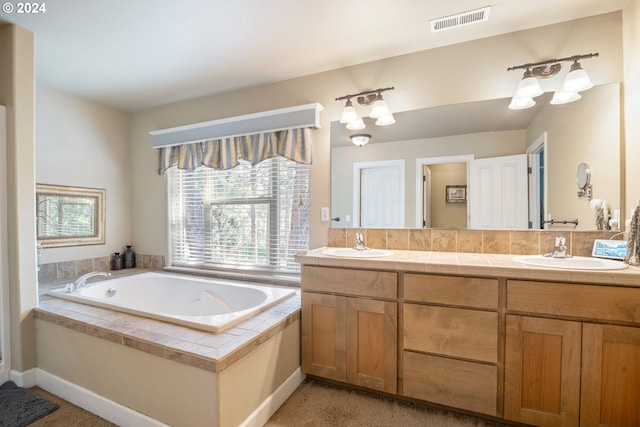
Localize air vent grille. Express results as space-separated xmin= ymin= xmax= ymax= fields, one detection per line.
xmin=430 ymin=6 xmax=491 ymax=33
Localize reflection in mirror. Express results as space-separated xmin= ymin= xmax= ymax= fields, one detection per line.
xmin=36 ymin=184 xmax=106 ymax=248
xmin=331 ymin=83 xmax=621 ymax=231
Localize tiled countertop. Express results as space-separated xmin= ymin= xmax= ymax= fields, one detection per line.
xmin=296 ymin=248 xmax=640 ymax=287
xmin=35 ymin=271 xmax=300 ymax=373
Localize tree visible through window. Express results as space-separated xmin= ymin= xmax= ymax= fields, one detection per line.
xmin=168 ymin=156 xmax=309 ymax=274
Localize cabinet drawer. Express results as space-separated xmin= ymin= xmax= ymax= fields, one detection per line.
xmin=404 ymin=274 xmax=498 ymax=309
xmin=507 ymin=280 xmax=640 ymax=323
xmin=403 ymin=351 xmax=497 ymax=416
xmin=403 ymin=304 xmax=498 ymax=363
xmin=302 ymin=266 xmax=397 ymax=299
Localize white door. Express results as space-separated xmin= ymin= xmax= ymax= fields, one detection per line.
xmin=355 ymin=161 xmax=404 ymax=228
xmin=423 ymin=165 xmax=432 ymax=228
xmin=0 ymin=105 xmax=9 ymax=383
xmin=469 ymin=154 xmax=528 ymax=229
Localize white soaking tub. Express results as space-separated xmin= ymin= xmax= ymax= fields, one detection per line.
xmin=47 ymin=271 xmax=295 ymax=333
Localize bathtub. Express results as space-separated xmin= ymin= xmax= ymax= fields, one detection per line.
xmin=47 ymin=272 xmax=296 ymax=333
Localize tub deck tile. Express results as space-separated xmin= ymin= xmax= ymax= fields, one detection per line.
xmin=34 ymin=290 xmax=301 ymax=374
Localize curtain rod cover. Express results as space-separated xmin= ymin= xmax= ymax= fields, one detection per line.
xmin=150 ymin=103 xmax=323 ymax=148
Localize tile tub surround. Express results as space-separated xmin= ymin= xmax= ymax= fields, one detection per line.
xmin=35 ymin=287 xmax=301 ymax=427
xmin=35 ymin=288 xmax=300 ymax=373
xmin=328 ymin=228 xmax=622 ymax=257
xmin=38 ymin=253 xmax=165 ymax=283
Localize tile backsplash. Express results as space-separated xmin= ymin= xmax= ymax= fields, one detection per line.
xmin=328 ymin=228 xmax=621 ymax=257
xmin=38 ymin=253 xmax=165 ymax=283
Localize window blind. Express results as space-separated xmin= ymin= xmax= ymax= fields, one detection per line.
xmin=168 ymin=156 xmax=309 ymax=274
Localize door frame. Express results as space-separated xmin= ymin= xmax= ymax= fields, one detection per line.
xmin=353 ymin=160 xmax=405 ymax=228
xmin=0 ymin=105 xmax=10 ymax=383
xmin=526 ymin=132 xmax=547 ymax=229
xmin=415 ymin=155 xmax=473 ymax=228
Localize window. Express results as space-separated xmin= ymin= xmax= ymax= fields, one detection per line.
xmin=168 ymin=156 xmax=309 ymax=275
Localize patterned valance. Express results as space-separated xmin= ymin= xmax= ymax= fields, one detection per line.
xmin=155 ymin=127 xmax=313 ymax=174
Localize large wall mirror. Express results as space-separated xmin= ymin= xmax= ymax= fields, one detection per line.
xmin=36 ymin=184 xmax=106 ymax=247
xmin=331 ymin=83 xmax=622 ymax=231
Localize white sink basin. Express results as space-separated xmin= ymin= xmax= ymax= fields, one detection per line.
xmin=321 ymin=248 xmax=394 ymax=258
xmin=513 ymin=255 xmax=627 ymax=270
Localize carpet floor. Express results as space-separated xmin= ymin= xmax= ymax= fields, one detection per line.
xmin=28 ymin=378 xmax=520 ymax=426
xmin=266 ymin=378 xmax=517 ymax=427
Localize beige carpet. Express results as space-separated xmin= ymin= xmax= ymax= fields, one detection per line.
xmin=266 ymin=378 xmax=517 ymax=427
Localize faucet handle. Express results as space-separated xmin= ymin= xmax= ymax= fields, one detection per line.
xmin=555 ymin=236 xmax=566 ymax=246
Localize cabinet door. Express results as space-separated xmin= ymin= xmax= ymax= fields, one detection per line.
xmin=301 ymin=292 xmax=347 ymax=381
xmin=346 ymin=298 xmax=397 ymax=393
xmin=581 ymin=324 xmax=640 ymax=427
xmin=504 ymin=315 xmax=581 ymax=427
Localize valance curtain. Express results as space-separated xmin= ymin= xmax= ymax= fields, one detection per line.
xmin=155 ymin=127 xmax=313 ymax=175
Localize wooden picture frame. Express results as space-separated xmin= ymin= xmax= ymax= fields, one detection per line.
xmin=446 ymin=185 xmax=467 ymax=203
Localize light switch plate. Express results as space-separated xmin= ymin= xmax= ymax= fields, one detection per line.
xmin=320 ymin=207 xmax=329 ymax=222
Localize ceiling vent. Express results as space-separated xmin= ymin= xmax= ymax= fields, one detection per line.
xmin=430 ymin=6 xmax=491 ymax=33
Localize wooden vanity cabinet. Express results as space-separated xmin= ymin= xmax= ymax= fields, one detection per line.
xmin=301 ymin=266 xmax=398 ymax=393
xmin=401 ymin=274 xmax=499 ymax=416
xmin=506 ymin=280 xmax=640 ymax=427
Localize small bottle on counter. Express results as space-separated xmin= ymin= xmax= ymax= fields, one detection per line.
xmin=123 ymin=245 xmax=136 ymax=269
xmin=111 ymin=252 xmax=122 ymax=270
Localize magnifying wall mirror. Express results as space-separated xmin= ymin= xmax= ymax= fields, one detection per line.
xmin=577 ymin=163 xmax=591 ymax=189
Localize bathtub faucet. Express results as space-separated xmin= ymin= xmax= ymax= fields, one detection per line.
xmin=68 ymin=271 xmax=112 ymax=293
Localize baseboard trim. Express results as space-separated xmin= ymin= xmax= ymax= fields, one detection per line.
xmin=240 ymin=368 xmax=305 ymax=427
xmin=10 ymin=368 xmax=37 ymax=387
xmin=36 ymin=369 xmax=169 ymax=427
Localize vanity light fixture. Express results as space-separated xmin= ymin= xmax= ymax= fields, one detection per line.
xmin=350 ymin=133 xmax=371 ymax=147
xmin=336 ymin=87 xmax=395 ymax=130
xmin=508 ymin=53 xmax=598 ymax=110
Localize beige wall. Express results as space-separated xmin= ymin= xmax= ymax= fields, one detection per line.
xmin=623 ymin=0 xmax=640 ymax=212
xmin=430 ymin=163 xmax=468 ymax=228
xmin=527 ymin=83 xmax=622 ymax=229
xmin=130 ymin=13 xmax=624 ymax=254
xmin=0 ymin=23 xmax=37 ymax=373
xmin=35 ymin=87 xmax=132 ymax=264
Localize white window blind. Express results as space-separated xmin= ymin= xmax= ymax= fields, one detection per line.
xmin=168 ymin=156 xmax=309 ymax=274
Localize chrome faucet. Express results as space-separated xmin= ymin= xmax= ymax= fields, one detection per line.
xmin=66 ymin=271 xmax=111 ymax=293
xmin=545 ymin=236 xmax=570 ymax=258
xmin=354 ymin=232 xmax=369 ymax=251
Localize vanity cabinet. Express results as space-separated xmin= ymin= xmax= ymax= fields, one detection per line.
xmin=301 ymin=266 xmax=398 ymax=393
xmin=505 ymin=280 xmax=640 ymax=427
xmin=401 ymin=274 xmax=499 ymax=416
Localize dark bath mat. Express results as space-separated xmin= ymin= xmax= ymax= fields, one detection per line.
xmin=0 ymin=380 xmax=58 ymax=426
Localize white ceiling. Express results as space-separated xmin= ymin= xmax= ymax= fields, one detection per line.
xmin=0 ymin=0 xmax=628 ymax=112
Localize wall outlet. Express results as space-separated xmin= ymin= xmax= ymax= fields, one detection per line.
xmin=321 ymin=207 xmax=330 ymax=222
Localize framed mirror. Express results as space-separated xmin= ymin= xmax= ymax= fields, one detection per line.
xmin=330 ymin=83 xmax=622 ymax=230
xmin=36 ymin=184 xmax=106 ymax=248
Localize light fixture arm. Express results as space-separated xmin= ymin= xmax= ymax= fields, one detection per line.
xmin=508 ymin=53 xmax=599 ymax=78
xmin=335 ymin=87 xmax=395 ymax=105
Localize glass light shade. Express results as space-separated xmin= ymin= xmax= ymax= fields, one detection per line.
xmin=346 ymin=117 xmax=365 ymax=130
xmin=562 ymin=62 xmax=593 ymax=92
xmin=350 ymin=133 xmax=371 ymax=146
xmin=508 ymin=97 xmax=535 ymax=110
xmin=375 ymin=113 xmax=396 ymax=126
xmin=340 ymin=100 xmax=358 ymax=124
xmin=369 ymin=95 xmax=391 ymax=119
xmin=514 ymin=69 xmax=543 ymax=98
xmin=550 ymin=91 xmax=581 ymax=104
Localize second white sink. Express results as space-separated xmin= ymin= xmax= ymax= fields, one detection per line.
xmin=513 ymin=255 xmax=627 ymax=270
xmin=322 ymin=248 xmax=394 ymax=258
